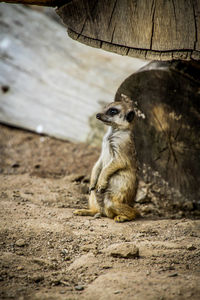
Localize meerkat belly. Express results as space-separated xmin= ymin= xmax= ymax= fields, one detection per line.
xmin=108 ymin=169 xmax=137 ymax=205
xmin=101 ymin=143 xmax=112 ymax=166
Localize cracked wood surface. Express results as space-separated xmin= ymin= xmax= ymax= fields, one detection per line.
xmin=57 ymin=0 xmax=200 ymax=60
xmin=115 ymin=61 xmax=200 ymax=203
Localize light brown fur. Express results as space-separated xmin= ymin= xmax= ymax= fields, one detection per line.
xmin=74 ymin=95 xmax=139 ymax=222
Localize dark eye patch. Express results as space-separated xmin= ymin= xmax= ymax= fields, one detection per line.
xmin=106 ymin=107 xmax=119 ymax=116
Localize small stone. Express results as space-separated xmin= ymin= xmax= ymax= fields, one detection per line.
xmin=51 ymin=278 xmax=61 ymax=286
xmin=16 ymin=251 xmax=24 ymax=256
xmin=75 ymin=285 xmax=84 ymax=291
xmin=29 ymin=275 xmax=44 ymax=283
xmin=114 ymin=290 xmax=122 ymax=294
xmin=103 ymin=242 xmax=139 ymax=258
xmin=61 ymin=249 xmax=69 ymax=255
xmin=81 ymin=244 xmax=97 ymax=252
xmin=102 ymin=265 xmax=112 ymax=269
xmin=146 ymin=270 xmax=150 ymax=276
xmin=15 ymin=239 xmax=26 ymax=247
xmin=168 ymin=273 xmax=178 ymax=277
xmin=187 ymin=244 xmax=196 ymax=251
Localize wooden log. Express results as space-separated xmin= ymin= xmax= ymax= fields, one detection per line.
xmin=0 ymin=4 xmax=147 ymax=143
xmin=57 ymin=0 xmax=200 ymax=60
xmin=115 ymin=61 xmax=200 ymax=206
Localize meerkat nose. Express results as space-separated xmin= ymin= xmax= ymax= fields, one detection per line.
xmin=96 ymin=113 xmax=101 ymax=119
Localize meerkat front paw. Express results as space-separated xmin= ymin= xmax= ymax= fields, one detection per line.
xmin=96 ymin=186 xmax=106 ymax=194
xmin=96 ymin=180 xmax=107 ymax=193
xmin=89 ymin=185 xmax=95 ymax=194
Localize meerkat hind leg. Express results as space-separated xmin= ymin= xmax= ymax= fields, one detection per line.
xmin=74 ymin=191 xmax=100 ymax=217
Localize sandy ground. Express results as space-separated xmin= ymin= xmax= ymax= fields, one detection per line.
xmin=0 ymin=124 xmax=200 ymax=300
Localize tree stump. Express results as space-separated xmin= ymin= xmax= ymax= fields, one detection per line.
xmin=57 ymin=0 xmax=200 ymax=60
xmin=115 ymin=61 xmax=200 ymax=209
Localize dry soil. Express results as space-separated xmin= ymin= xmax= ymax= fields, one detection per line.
xmin=0 ymin=124 xmax=200 ymax=300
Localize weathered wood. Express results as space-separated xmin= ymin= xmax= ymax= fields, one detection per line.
xmin=57 ymin=0 xmax=200 ymax=60
xmin=0 ymin=4 xmax=147 ymax=143
xmin=115 ymin=61 xmax=200 ymax=205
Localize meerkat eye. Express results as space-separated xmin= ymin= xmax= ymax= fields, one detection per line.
xmin=106 ymin=108 xmax=119 ymax=116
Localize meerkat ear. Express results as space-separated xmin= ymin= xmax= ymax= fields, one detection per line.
xmin=126 ymin=110 xmax=135 ymax=122
xmin=121 ymin=94 xmax=132 ymax=104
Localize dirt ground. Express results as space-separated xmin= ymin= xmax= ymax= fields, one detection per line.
xmin=0 ymin=124 xmax=200 ymax=300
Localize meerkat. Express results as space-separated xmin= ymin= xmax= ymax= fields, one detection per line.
xmin=74 ymin=95 xmax=139 ymax=222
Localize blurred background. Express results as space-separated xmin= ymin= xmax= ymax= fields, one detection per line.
xmin=0 ymin=3 xmax=147 ymax=145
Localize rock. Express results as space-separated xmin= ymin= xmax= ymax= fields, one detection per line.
xmin=50 ymin=278 xmax=61 ymax=286
xmin=75 ymin=285 xmax=84 ymax=291
xmin=103 ymin=243 xmax=139 ymax=258
xmin=187 ymin=244 xmax=197 ymax=251
xmin=32 ymin=258 xmax=49 ymax=266
xmin=69 ymin=253 xmax=98 ymax=270
xmin=29 ymin=275 xmax=44 ymax=283
xmin=81 ymin=244 xmax=97 ymax=252
xmin=114 ymin=290 xmax=122 ymax=294
xmin=15 ymin=239 xmax=26 ymax=247
xmin=168 ymin=273 xmax=178 ymax=277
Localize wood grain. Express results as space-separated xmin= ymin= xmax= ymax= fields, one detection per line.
xmin=115 ymin=61 xmax=200 ymax=204
xmin=57 ymin=0 xmax=200 ymax=60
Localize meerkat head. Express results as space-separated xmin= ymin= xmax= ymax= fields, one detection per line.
xmin=96 ymin=95 xmax=135 ymax=129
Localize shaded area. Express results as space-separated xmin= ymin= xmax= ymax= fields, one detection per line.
xmin=116 ymin=61 xmax=200 ymax=206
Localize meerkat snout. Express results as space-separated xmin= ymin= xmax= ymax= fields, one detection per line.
xmin=96 ymin=113 xmax=101 ymax=119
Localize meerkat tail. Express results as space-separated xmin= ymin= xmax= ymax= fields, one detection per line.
xmin=73 ymin=209 xmax=99 ymax=216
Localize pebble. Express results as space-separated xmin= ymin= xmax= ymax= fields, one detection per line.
xmin=114 ymin=290 xmax=122 ymax=294
xmin=75 ymin=285 xmax=84 ymax=291
xmin=15 ymin=239 xmax=26 ymax=247
xmin=29 ymin=275 xmax=44 ymax=283
xmin=168 ymin=273 xmax=178 ymax=277
xmin=187 ymin=244 xmax=196 ymax=251
xmin=103 ymin=242 xmax=139 ymax=258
